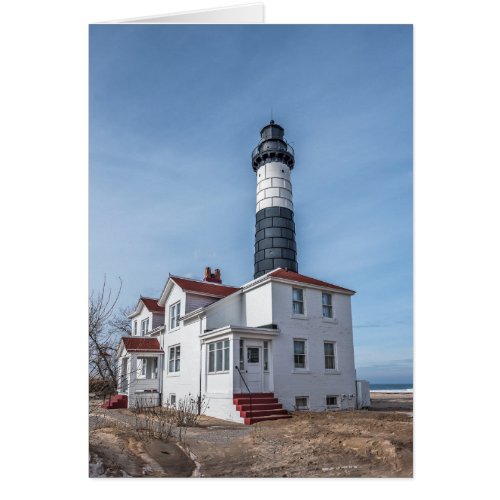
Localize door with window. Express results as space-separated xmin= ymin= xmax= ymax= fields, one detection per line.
xmin=245 ymin=345 xmax=263 ymax=392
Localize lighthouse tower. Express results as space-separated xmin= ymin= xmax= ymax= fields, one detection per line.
xmin=252 ymin=120 xmax=298 ymax=278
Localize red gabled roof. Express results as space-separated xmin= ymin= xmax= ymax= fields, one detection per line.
xmin=170 ymin=276 xmax=240 ymax=298
xmin=269 ymin=268 xmax=355 ymax=294
xmin=122 ymin=337 xmax=164 ymax=352
xmin=140 ymin=297 xmax=165 ymax=314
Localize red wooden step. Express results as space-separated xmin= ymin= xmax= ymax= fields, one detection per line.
xmin=240 ymin=409 xmax=289 ymax=418
xmin=234 ymin=392 xmax=274 ymax=397
xmin=233 ymin=397 xmax=278 ymax=405
xmin=244 ymin=414 xmax=292 ymax=425
xmin=236 ymin=403 xmax=283 ymax=412
xmin=232 ymin=392 xmax=291 ymax=424
xmin=101 ymin=394 xmax=128 ymax=409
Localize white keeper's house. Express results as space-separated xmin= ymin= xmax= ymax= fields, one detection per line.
xmin=110 ymin=120 xmax=370 ymax=424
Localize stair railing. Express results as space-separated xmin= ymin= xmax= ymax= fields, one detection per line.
xmin=235 ymin=365 xmax=252 ymax=410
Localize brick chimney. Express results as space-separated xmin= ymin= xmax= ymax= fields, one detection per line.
xmin=203 ymin=266 xmax=222 ymax=284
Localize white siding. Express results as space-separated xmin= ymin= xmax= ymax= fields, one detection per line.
xmin=243 ymin=282 xmax=273 ymax=326
xmin=165 ymin=285 xmax=185 ymax=333
xmin=205 ymin=293 xmax=242 ymax=329
xmin=130 ymin=307 xmax=155 ymax=336
xmin=161 ymin=313 xmax=202 ymax=407
xmin=126 ymin=353 xmax=161 ymax=408
xmin=269 ymin=281 xmax=357 ymax=411
xmin=202 ymin=336 xmax=243 ymax=422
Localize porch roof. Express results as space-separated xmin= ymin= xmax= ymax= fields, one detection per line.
xmin=200 ymin=324 xmax=280 ymax=342
xmin=121 ymin=337 xmax=164 ymax=353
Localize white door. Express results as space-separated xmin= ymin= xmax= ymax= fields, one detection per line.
xmin=245 ymin=345 xmax=263 ymax=392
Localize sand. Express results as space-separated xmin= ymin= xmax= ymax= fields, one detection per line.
xmin=89 ymin=392 xmax=413 ymax=478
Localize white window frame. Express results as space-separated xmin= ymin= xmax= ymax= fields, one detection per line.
xmin=293 ymin=339 xmax=307 ymax=370
xmin=263 ymin=340 xmax=270 ymax=372
xmin=136 ymin=357 xmax=158 ymax=380
xmin=168 ymin=345 xmax=181 ymax=373
xmin=324 ymin=341 xmax=337 ymax=371
xmin=169 ymin=301 xmax=181 ymax=331
xmin=140 ymin=318 xmax=149 ymax=336
xmin=133 ymin=320 xmax=138 ymax=336
xmin=239 ymin=339 xmax=245 ymax=370
xmin=295 ymin=396 xmax=309 ymax=410
xmin=322 ymin=292 xmax=333 ymax=319
xmin=292 ymin=288 xmax=305 ymax=316
xmin=169 ymin=393 xmax=176 ymax=406
xmin=208 ymin=339 xmax=230 ymax=374
xmin=136 ymin=357 xmax=146 ymax=379
xmin=326 ymin=395 xmax=339 ymax=408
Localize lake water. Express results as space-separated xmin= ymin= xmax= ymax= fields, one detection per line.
xmin=370 ymin=383 xmax=413 ymax=393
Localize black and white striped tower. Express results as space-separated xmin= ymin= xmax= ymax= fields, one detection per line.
xmin=252 ymin=120 xmax=298 ymax=279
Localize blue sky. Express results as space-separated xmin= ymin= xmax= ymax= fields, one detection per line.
xmin=89 ymin=24 xmax=412 ymax=384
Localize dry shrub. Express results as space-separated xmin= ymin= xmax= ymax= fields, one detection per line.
xmin=89 ymin=399 xmax=110 ymax=431
xmin=133 ymin=398 xmax=175 ymax=441
xmin=175 ymin=394 xmax=208 ymax=427
xmin=132 ymin=394 xmax=208 ymax=443
xmin=89 ymin=378 xmax=115 ymax=398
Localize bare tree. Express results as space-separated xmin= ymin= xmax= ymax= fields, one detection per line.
xmin=109 ymin=306 xmax=133 ymax=336
xmin=88 ymin=276 xmax=123 ymax=396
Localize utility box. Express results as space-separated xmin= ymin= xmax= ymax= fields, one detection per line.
xmin=356 ymin=380 xmax=371 ymax=409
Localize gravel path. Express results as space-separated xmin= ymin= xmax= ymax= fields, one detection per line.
xmin=99 ymin=409 xmax=250 ymax=441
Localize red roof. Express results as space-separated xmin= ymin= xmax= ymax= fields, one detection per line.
xmin=269 ymin=268 xmax=355 ymax=294
xmin=122 ymin=337 xmax=164 ymax=352
xmin=170 ymin=276 xmax=240 ymax=298
xmin=140 ymin=297 xmax=165 ymax=313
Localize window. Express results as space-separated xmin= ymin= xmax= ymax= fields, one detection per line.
xmin=324 ymin=342 xmax=336 ymax=370
xmin=208 ymin=339 xmax=230 ymax=373
xmin=247 ymin=347 xmax=259 ymax=363
xmin=137 ymin=358 xmax=146 ymax=379
xmin=208 ymin=343 xmax=215 ymax=373
xmin=140 ymin=318 xmax=149 ymax=336
xmin=294 ymin=340 xmax=306 ymax=369
xmin=322 ymin=293 xmax=333 ymax=318
xmin=133 ymin=320 xmax=137 ymax=336
xmin=263 ymin=341 xmax=269 ymax=371
xmin=169 ymin=301 xmax=181 ymax=330
xmin=224 ymin=339 xmax=230 ymax=370
xmin=239 ymin=339 xmax=244 ymax=370
xmin=136 ymin=357 xmax=158 ymax=379
xmin=169 ymin=394 xmax=176 ymax=406
xmin=326 ymin=395 xmax=338 ymax=407
xmin=292 ymin=288 xmax=304 ymax=315
xmin=295 ymin=396 xmax=309 ymax=410
xmin=168 ymin=345 xmax=181 ymax=373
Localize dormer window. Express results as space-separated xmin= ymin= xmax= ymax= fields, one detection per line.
xmin=169 ymin=301 xmax=181 ymax=330
xmin=133 ymin=320 xmax=138 ymax=336
xmin=140 ymin=318 xmax=149 ymax=336
xmin=141 ymin=318 xmax=149 ymax=337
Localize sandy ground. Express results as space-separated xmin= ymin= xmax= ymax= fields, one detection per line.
xmin=89 ymin=392 xmax=412 ymax=478
xmin=89 ymin=427 xmax=194 ymax=477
